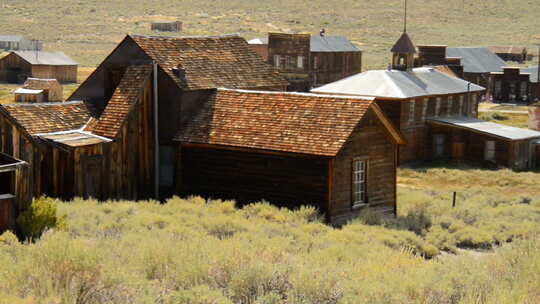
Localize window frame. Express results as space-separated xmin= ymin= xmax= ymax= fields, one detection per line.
xmin=435 ymin=97 xmax=441 ymax=116
xmin=408 ymin=99 xmax=415 ymax=123
xmin=273 ymin=54 xmax=281 ymax=68
xmin=351 ymin=157 xmax=368 ymax=208
xmin=297 ymin=55 xmax=304 ymax=69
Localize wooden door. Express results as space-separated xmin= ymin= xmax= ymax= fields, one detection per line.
xmin=83 ymin=155 xmax=103 ymax=200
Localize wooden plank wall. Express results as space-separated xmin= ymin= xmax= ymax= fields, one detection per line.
xmin=311 ymin=51 xmax=362 ymax=85
xmin=331 ymin=109 xmax=397 ymax=224
xmin=0 ymin=53 xmax=32 ymax=83
xmin=179 ymin=146 xmax=329 ymax=211
xmin=32 ymin=65 xmax=78 ymax=83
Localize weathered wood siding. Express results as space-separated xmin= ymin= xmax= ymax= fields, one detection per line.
xmin=0 ymin=53 xmax=32 ymax=83
xmin=179 ymin=146 xmax=330 ymax=211
xmin=32 ymin=65 xmax=78 ymax=83
xmin=311 ymin=51 xmax=362 ymax=86
xmin=330 ymin=109 xmax=397 ymax=224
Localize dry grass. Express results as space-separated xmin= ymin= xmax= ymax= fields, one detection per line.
xmin=478 ymin=111 xmax=529 ymax=128
xmin=0 ymin=0 xmax=539 ymax=70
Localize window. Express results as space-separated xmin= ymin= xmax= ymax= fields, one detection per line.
xmin=297 ymin=56 xmax=304 ymax=69
xmin=408 ymin=100 xmax=415 ymax=123
xmin=447 ymin=96 xmax=453 ymax=116
xmin=352 ymin=159 xmax=367 ymax=207
xmin=458 ymin=95 xmax=464 ymax=115
xmin=520 ymin=81 xmax=527 ymax=100
xmin=273 ymin=55 xmax=281 ymax=68
xmin=472 ymin=94 xmax=478 ymax=116
xmin=435 ymin=97 xmax=441 ymax=116
xmin=484 ymin=141 xmax=496 ymax=162
xmin=421 ymin=98 xmax=428 ymax=120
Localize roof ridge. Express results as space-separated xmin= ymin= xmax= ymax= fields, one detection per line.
xmin=218 ymin=88 xmax=375 ymax=101
xmin=129 ymin=33 xmax=241 ymax=40
xmin=3 ymin=101 xmax=83 ymax=107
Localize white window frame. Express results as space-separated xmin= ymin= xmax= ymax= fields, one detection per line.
xmin=408 ymin=100 xmax=415 ymax=123
xmin=297 ymin=55 xmax=304 ymax=69
xmin=421 ymin=98 xmax=428 ymax=120
xmin=352 ymin=159 xmax=368 ymax=208
xmin=274 ymin=54 xmax=281 ymax=68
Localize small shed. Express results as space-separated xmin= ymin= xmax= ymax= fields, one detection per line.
xmin=427 ymin=117 xmax=540 ymax=170
xmin=13 ymin=88 xmax=46 ymax=103
xmin=151 ymin=21 xmax=183 ymax=32
xmin=0 ymin=153 xmax=27 ymax=233
xmin=0 ymin=51 xmax=78 ymax=83
xmin=21 ymin=78 xmax=63 ymax=102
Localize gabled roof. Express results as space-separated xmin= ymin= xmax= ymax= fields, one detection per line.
xmin=446 ymin=47 xmax=505 ymax=73
xmin=427 ymin=116 xmax=540 ymax=141
xmin=310 ymin=35 xmax=360 ymax=52
xmin=521 ymin=65 xmax=538 ymax=83
xmin=0 ymin=101 xmax=91 ymax=136
xmin=129 ymin=34 xmax=288 ymax=91
xmin=88 ymin=65 xmax=152 ymax=139
xmin=12 ymin=51 xmax=78 ymax=66
xmin=391 ymin=32 xmax=416 ymax=54
xmin=248 ymin=35 xmax=361 ymax=52
xmin=312 ymin=67 xmax=485 ymax=100
xmin=175 ymin=89 xmax=403 ymax=156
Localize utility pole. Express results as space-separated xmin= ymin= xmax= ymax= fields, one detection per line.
xmin=404 ymin=0 xmax=407 ymax=33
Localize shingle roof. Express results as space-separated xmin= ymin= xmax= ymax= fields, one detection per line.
xmin=129 ymin=34 xmax=288 ymax=91
xmin=88 ymin=65 xmax=152 ymax=139
xmin=0 ymin=101 xmax=91 ymax=136
xmin=391 ymin=32 xmax=416 ymax=54
xmin=446 ymin=47 xmax=506 ymax=73
xmin=13 ymin=51 xmax=78 ymax=66
xmin=175 ymin=89 xmax=379 ymax=156
xmin=312 ymin=67 xmax=485 ymax=99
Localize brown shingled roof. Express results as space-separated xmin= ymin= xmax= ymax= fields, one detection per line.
xmin=175 ymin=89 xmax=392 ymax=156
xmin=129 ymin=34 xmax=288 ymax=91
xmin=89 ymin=65 xmax=152 ymax=139
xmin=391 ymin=32 xmax=416 ymax=54
xmin=0 ymin=101 xmax=91 ymax=136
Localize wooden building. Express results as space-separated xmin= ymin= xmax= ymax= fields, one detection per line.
xmin=151 ymin=21 xmax=183 ymax=32
xmin=0 ymin=35 xmax=42 ymax=51
xmin=314 ymin=32 xmax=540 ymax=170
xmin=175 ymin=89 xmax=405 ymax=224
xmin=446 ymin=47 xmax=506 ymax=100
xmin=313 ymin=31 xmax=485 ymax=164
xmin=488 ymin=46 xmax=529 ymax=63
xmin=0 ymin=153 xmax=28 ymax=233
xmin=0 ymin=51 xmax=78 ymax=83
xmin=13 ymin=78 xmax=63 ymax=103
xmin=415 ymin=45 xmax=464 ymax=77
xmin=248 ymin=32 xmax=362 ymax=91
xmin=0 ymin=34 xmax=288 ymax=207
xmin=491 ymin=67 xmax=533 ymax=103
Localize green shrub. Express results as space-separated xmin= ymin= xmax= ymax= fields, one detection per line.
xmin=16 ymin=196 xmax=66 ymax=240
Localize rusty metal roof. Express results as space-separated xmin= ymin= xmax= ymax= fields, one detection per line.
xmin=312 ymin=67 xmax=485 ymax=99
xmin=175 ymin=89 xmax=382 ymax=156
xmin=427 ymin=116 xmax=540 ymax=141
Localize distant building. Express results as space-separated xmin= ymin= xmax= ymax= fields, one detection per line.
xmin=0 ymin=35 xmax=42 ymax=51
xmin=488 ymin=46 xmax=529 ymax=63
xmin=14 ymin=78 xmax=63 ymax=103
xmin=490 ymin=67 xmax=535 ymax=103
xmin=151 ymin=21 xmax=183 ymax=32
xmin=313 ymin=30 xmax=540 ymax=170
xmin=446 ymin=47 xmax=506 ymax=99
xmin=0 ymin=51 xmax=78 ymax=83
xmin=415 ymin=45 xmax=464 ymax=77
xmin=248 ymin=32 xmax=362 ymax=91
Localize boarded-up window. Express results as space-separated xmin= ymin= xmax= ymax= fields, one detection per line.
xmin=297 ymin=56 xmax=304 ymax=68
xmin=422 ymin=98 xmax=428 ymax=120
xmin=274 ymin=55 xmax=281 ymax=68
xmin=408 ymin=100 xmax=415 ymax=123
xmin=435 ymin=97 xmax=441 ymax=116
xmin=352 ymin=159 xmax=367 ymax=207
xmin=484 ymin=141 xmax=496 ymax=162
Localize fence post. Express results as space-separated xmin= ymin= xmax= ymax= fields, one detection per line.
xmin=452 ymin=192 xmax=457 ymax=208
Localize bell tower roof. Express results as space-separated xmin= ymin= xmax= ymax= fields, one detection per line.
xmin=391 ymin=32 xmax=416 ymax=54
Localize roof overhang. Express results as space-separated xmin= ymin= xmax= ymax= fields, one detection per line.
xmin=0 ymin=153 xmax=28 ymax=173
xmin=427 ymin=116 xmax=540 ymax=141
